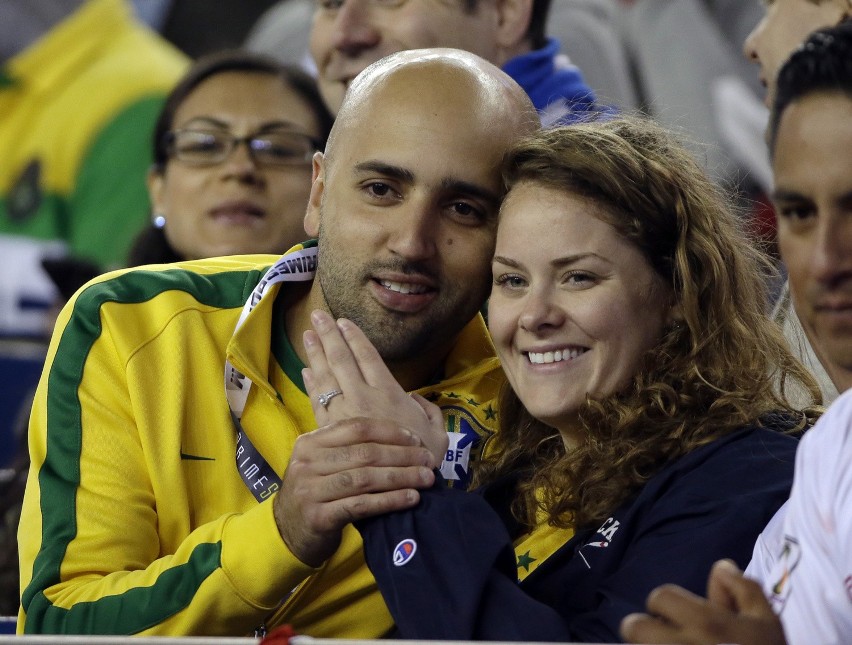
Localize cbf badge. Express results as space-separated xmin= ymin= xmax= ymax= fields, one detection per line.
xmin=438 ymin=405 xmax=493 ymax=489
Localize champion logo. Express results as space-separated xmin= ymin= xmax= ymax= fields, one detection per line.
xmin=392 ymin=539 xmax=417 ymax=566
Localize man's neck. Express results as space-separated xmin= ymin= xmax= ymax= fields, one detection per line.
xmin=832 ymin=370 xmax=852 ymax=397
xmin=282 ymin=281 xmax=323 ymax=371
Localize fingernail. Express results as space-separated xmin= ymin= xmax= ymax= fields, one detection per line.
xmin=337 ymin=318 xmax=353 ymax=333
xmin=311 ymin=309 xmax=331 ymax=330
xmin=303 ymin=330 xmax=317 ymax=347
xmin=715 ymin=559 xmax=741 ymax=575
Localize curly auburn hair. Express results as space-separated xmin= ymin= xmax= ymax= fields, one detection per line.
xmin=474 ymin=116 xmax=822 ymax=531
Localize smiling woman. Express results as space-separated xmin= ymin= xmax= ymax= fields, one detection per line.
xmin=128 ymin=50 xmax=333 ymax=265
xmin=344 ymin=115 xmax=826 ymax=643
xmin=479 ymin=117 xmax=820 ymax=531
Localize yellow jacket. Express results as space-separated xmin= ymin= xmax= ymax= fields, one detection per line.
xmin=19 ymin=244 xmax=504 ymax=635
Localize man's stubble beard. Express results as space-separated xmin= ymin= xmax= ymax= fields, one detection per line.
xmin=316 ymin=256 xmax=454 ymax=362
xmin=314 ymin=244 xmax=488 ymax=362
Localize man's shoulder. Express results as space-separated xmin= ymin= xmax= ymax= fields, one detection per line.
xmin=803 ymin=389 xmax=852 ymax=453
xmin=72 ymin=255 xmax=279 ymax=311
xmin=794 ymin=389 xmax=852 ymax=495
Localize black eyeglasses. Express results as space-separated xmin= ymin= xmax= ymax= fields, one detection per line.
xmin=165 ymin=129 xmax=320 ymax=167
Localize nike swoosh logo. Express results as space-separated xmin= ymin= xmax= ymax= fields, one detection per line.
xmin=180 ymin=451 xmax=215 ymax=461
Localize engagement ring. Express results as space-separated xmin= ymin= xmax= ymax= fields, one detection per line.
xmin=317 ymin=389 xmax=343 ymax=408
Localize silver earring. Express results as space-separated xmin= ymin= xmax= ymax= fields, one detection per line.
xmin=152 ymin=213 xmax=166 ymax=228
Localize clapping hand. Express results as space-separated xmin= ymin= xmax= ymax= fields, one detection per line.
xmin=620 ymin=560 xmax=787 ymax=645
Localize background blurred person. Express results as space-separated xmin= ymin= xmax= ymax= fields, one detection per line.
xmin=744 ymin=0 xmax=850 ymax=107
xmin=299 ymin=116 xmax=821 ymax=642
xmin=128 ymin=50 xmax=333 ymax=266
xmin=621 ymin=21 xmax=852 ymax=645
xmin=307 ymin=0 xmax=600 ymax=125
xmin=616 ymin=0 xmax=766 ymax=192
xmin=0 ymin=0 xmax=187 ymax=338
xmin=744 ymin=0 xmax=851 ymax=408
xmin=246 ymin=0 xmax=637 ymax=112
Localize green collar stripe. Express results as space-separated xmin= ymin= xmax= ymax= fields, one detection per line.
xmin=271 ymin=294 xmax=306 ymax=393
xmin=22 ymin=267 xmax=264 ymax=632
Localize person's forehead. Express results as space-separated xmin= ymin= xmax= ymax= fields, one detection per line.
xmin=774 ymin=94 xmax=852 ymax=186
xmin=777 ymin=92 xmax=852 ymax=139
xmin=175 ymin=72 xmax=294 ymax=118
xmin=329 ymin=93 xmax=513 ymax=201
xmin=339 ymin=99 xmax=506 ymax=162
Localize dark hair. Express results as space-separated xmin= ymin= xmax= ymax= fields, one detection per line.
xmin=126 ymin=224 xmax=183 ymax=267
xmin=474 ymin=116 xmax=820 ymax=530
xmin=464 ymin=0 xmax=551 ymax=49
xmin=151 ymin=49 xmax=334 ymax=171
xmin=769 ymin=19 xmax=852 ymax=154
xmin=528 ymin=0 xmax=552 ymax=49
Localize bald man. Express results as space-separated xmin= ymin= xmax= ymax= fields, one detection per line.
xmin=18 ymin=49 xmax=538 ymax=637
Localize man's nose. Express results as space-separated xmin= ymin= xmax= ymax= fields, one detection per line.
xmin=330 ymin=0 xmax=381 ymax=55
xmin=811 ymin=212 xmax=852 ymax=286
xmin=387 ymin=204 xmax=437 ymax=261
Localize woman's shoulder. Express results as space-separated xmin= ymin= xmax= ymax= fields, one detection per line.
xmin=693 ymin=410 xmax=803 ymax=461
xmin=640 ymin=414 xmax=801 ymax=502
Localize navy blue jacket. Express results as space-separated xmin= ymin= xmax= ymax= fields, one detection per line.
xmin=357 ymin=419 xmax=800 ymax=642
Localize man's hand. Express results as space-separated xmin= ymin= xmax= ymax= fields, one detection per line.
xmin=273 ymin=417 xmax=436 ymax=568
xmin=302 ymin=309 xmax=449 ymax=464
xmin=620 ymin=559 xmax=787 ymax=645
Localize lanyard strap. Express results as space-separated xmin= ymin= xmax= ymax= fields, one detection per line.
xmin=225 ymin=247 xmax=318 ymax=501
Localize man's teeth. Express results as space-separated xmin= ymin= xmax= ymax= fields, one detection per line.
xmin=380 ymin=280 xmax=428 ymax=295
xmin=528 ymin=348 xmax=586 ymax=364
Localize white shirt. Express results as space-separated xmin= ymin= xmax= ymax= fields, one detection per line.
xmin=756 ymin=389 xmax=852 ymax=644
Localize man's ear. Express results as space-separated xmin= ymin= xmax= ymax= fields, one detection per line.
xmin=495 ymin=0 xmax=534 ymax=50
xmin=304 ymin=151 xmax=325 ymax=237
xmin=146 ymin=167 xmax=165 ymax=216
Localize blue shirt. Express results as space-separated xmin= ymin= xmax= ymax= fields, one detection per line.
xmin=503 ymin=37 xmax=600 ymax=126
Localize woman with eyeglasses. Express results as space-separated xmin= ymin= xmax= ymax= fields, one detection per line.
xmin=128 ymin=50 xmax=333 ymax=265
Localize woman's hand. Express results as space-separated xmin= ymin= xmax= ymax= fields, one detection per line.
xmin=302 ymin=309 xmax=449 ymax=467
